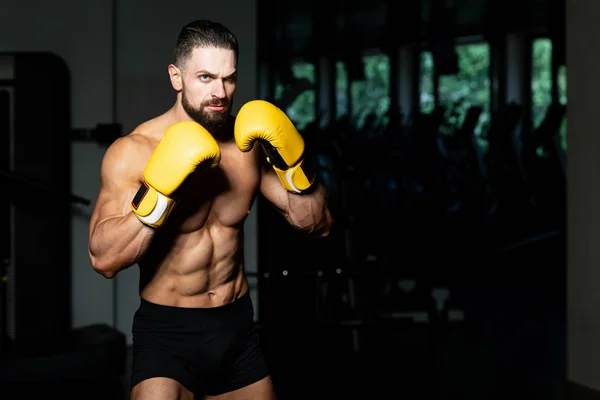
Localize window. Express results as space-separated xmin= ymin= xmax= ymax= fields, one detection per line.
xmin=437 ymin=43 xmax=491 ymax=137
xmin=336 ymin=61 xmax=348 ymax=119
xmin=351 ymin=53 xmax=390 ymax=129
xmin=418 ymin=43 xmax=491 ymax=141
xmin=335 ymin=53 xmax=391 ymax=130
xmin=531 ymin=38 xmax=553 ymax=129
xmin=531 ymin=38 xmax=567 ymax=151
xmin=274 ymin=61 xmax=316 ymax=131
xmin=557 ymin=65 xmax=567 ymax=150
xmin=419 ymin=51 xmax=435 ymax=114
xmin=557 ymin=65 xmax=567 ymax=105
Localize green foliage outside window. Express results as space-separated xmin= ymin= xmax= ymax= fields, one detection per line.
xmin=336 ymin=61 xmax=348 ymax=119
xmin=532 ymin=39 xmax=567 ymax=150
xmin=350 ymin=54 xmax=391 ymax=129
xmin=274 ymin=62 xmax=316 ymax=131
xmin=437 ymin=44 xmax=491 ymax=138
xmin=532 ymin=38 xmax=553 ymax=129
xmin=272 ymin=39 xmax=564 ymax=151
xmin=558 ymin=65 xmax=567 ymax=150
xmin=420 ymin=52 xmax=435 ymax=114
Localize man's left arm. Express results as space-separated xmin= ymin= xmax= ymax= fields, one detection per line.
xmin=234 ymin=100 xmax=333 ymax=237
xmin=259 ymin=159 xmax=332 ymax=237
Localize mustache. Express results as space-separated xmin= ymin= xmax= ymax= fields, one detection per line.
xmin=204 ymin=99 xmax=229 ymax=107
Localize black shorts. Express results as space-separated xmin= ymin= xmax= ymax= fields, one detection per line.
xmin=130 ymin=291 xmax=269 ymax=397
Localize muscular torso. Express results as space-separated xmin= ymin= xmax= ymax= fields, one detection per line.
xmin=135 ymin=115 xmax=260 ymax=308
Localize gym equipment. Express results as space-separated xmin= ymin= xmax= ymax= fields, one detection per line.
xmin=71 ymin=122 xmax=123 ymax=147
xmin=439 ymin=106 xmax=487 ymax=216
xmin=0 ymin=324 xmax=127 ymax=399
xmin=0 ymin=52 xmax=127 ymax=399
xmin=0 ymin=52 xmax=72 ymax=357
xmin=255 ymin=53 xmax=566 ymax=368
xmin=481 ymin=102 xmax=527 ymax=218
xmin=0 ymin=169 xmax=90 ymax=207
xmin=520 ymin=102 xmax=566 ymax=214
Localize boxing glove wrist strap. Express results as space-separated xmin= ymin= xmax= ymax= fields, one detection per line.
xmin=130 ymin=182 xmax=176 ymax=228
xmin=274 ymin=159 xmax=315 ymax=194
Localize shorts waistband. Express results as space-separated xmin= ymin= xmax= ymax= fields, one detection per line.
xmin=136 ymin=290 xmax=252 ymax=324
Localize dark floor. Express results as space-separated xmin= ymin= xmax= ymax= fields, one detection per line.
xmin=260 ymin=312 xmax=565 ymax=400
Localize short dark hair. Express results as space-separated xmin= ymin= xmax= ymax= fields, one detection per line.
xmin=174 ymin=20 xmax=239 ymax=69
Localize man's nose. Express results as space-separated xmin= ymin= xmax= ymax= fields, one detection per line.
xmin=211 ymin=80 xmax=226 ymax=98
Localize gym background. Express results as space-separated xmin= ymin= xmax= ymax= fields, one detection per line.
xmin=0 ymin=0 xmax=593 ymax=398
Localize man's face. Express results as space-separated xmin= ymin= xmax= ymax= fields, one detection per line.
xmin=179 ymin=47 xmax=237 ymax=132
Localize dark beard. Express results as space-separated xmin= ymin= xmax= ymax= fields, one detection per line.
xmin=182 ymin=92 xmax=233 ymax=135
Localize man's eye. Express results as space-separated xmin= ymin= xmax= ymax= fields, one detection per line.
xmin=200 ymin=75 xmax=211 ymax=81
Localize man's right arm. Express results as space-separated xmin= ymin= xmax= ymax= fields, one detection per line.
xmin=88 ymin=135 xmax=154 ymax=278
xmin=88 ymin=121 xmax=222 ymax=278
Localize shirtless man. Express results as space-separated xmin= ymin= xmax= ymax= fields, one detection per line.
xmin=87 ymin=19 xmax=332 ymax=400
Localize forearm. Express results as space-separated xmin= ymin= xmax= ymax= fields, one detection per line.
xmin=89 ymin=212 xmax=155 ymax=278
xmin=285 ymin=183 xmax=333 ymax=237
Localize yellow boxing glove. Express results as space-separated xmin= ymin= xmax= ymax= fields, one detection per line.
xmin=234 ymin=100 xmax=314 ymax=193
xmin=131 ymin=121 xmax=221 ymax=227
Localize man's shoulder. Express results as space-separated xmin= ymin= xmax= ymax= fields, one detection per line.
xmin=129 ymin=110 xmax=177 ymax=140
xmin=130 ymin=115 xmax=166 ymax=139
xmin=117 ymin=129 xmax=152 ymax=149
xmin=104 ymin=128 xmax=153 ymax=163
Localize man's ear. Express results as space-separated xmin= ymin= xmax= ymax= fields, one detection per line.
xmin=168 ymin=64 xmax=183 ymax=91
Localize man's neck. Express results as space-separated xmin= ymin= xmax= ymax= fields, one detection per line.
xmin=169 ymin=100 xmax=194 ymax=124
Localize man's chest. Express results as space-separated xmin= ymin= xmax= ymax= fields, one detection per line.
xmin=171 ymin=147 xmax=261 ymax=227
